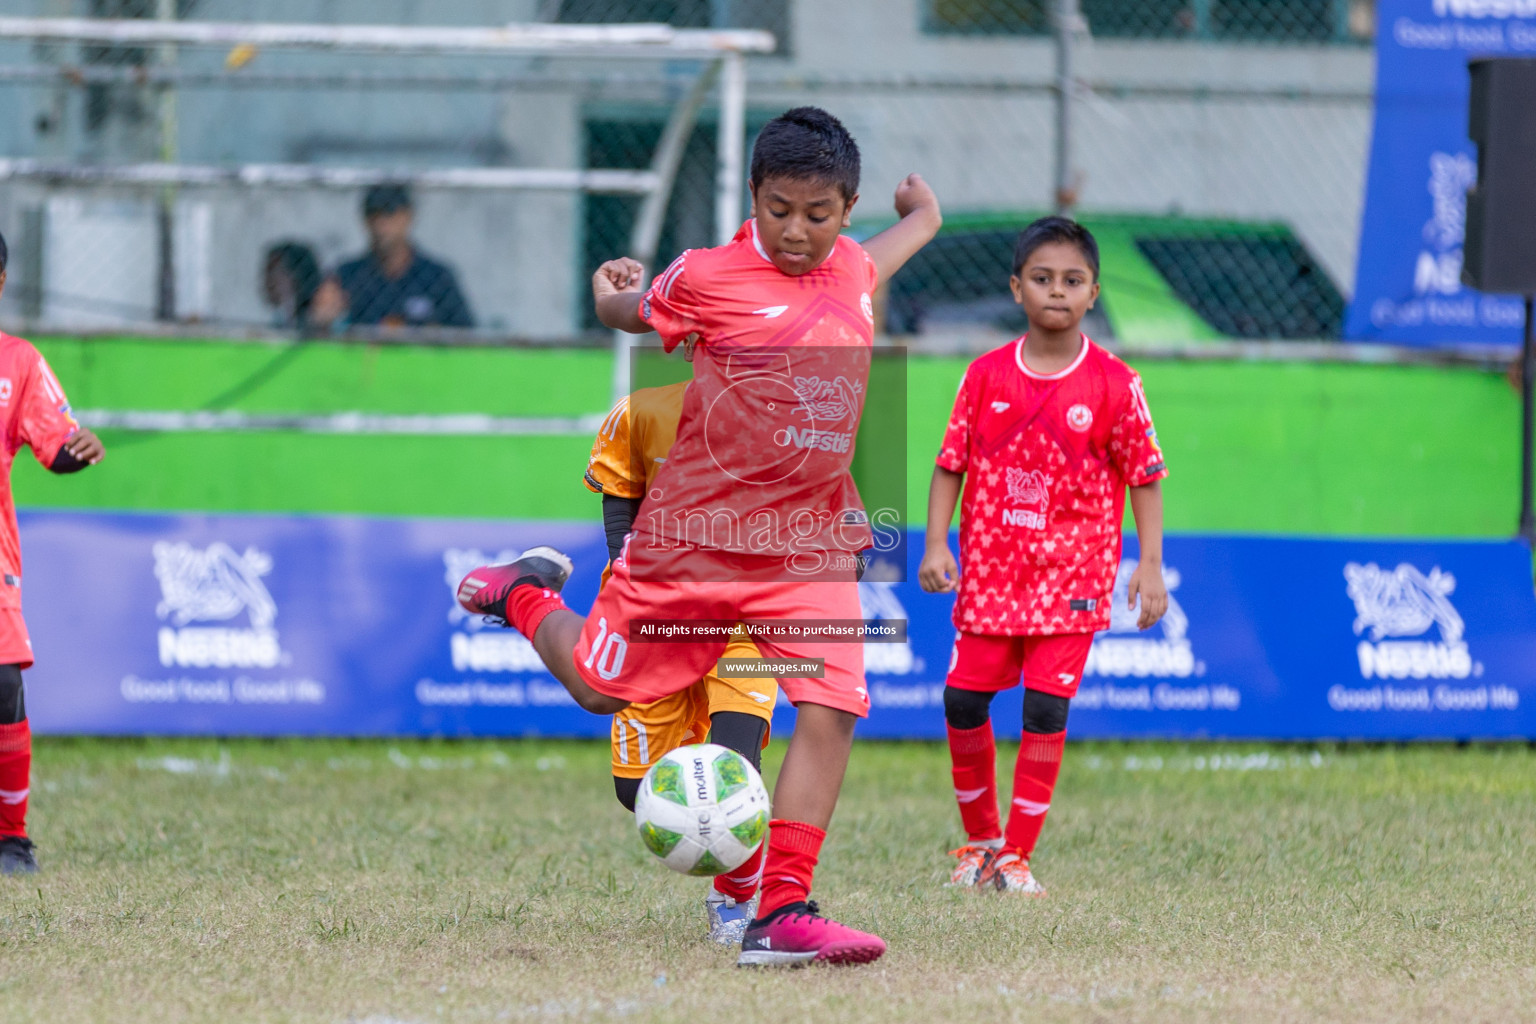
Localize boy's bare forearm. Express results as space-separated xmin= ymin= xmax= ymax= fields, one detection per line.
xmin=595 ymin=292 xmax=649 ymax=333
xmin=1128 ymin=480 xmax=1164 ymax=566
xmin=926 ymin=467 xmax=963 ymax=549
xmin=864 ymin=205 xmax=942 ymax=284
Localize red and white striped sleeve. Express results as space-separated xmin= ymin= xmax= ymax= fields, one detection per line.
xmin=639 ymin=251 xmax=705 ymax=352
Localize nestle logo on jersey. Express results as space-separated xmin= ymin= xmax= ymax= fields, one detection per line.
xmin=774 ymin=425 xmax=852 ymax=452
xmin=1001 ymin=467 xmax=1049 ymax=529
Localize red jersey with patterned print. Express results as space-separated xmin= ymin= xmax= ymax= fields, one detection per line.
xmin=634 ymin=220 xmax=879 ymax=578
xmin=0 ymin=334 xmax=81 ymax=616
xmin=937 ymin=335 xmax=1167 ymax=635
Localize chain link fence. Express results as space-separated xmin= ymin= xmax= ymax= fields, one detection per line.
xmin=0 ymin=0 xmax=1375 ymax=348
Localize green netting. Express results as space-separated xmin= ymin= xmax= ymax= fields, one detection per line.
xmin=922 ymin=0 xmax=1367 ymax=43
xmin=1136 ymin=234 xmax=1346 ymax=339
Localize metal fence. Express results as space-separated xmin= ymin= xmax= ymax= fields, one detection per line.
xmin=0 ymin=0 xmax=1375 ymax=349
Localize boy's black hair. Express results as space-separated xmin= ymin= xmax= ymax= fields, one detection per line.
xmin=0 ymin=230 xmax=7 ymax=275
xmin=1012 ymin=216 xmax=1100 ymax=280
xmin=749 ymin=106 xmax=860 ymax=202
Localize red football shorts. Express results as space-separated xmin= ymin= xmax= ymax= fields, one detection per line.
xmin=0 ymin=609 xmax=34 ymax=670
xmin=573 ymin=553 xmax=868 ymax=717
xmin=945 ymin=631 xmax=1095 ymax=699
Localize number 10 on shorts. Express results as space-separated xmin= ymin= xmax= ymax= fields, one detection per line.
xmin=583 ymin=616 xmax=629 ymax=681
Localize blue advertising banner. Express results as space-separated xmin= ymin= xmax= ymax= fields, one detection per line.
xmin=19 ymin=511 xmax=1536 ymax=741
xmin=1343 ymin=0 xmax=1536 ymax=346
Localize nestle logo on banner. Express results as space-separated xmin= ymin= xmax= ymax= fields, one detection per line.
xmin=443 ymin=549 xmax=545 ymax=672
xmin=1430 ymin=0 xmax=1536 ymax=18
xmin=1345 ymin=562 xmax=1482 ymax=680
xmin=859 ymin=581 xmax=919 ymax=677
xmin=153 ymin=541 xmax=284 ymax=669
xmin=1083 ymin=561 xmax=1204 ymax=680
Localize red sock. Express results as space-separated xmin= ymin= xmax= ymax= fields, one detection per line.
xmin=755 ymin=819 xmax=824 ymax=918
xmin=0 ymin=720 xmax=31 ymax=839
xmin=947 ymin=721 xmax=1002 ymax=843
xmin=713 ymin=841 xmax=764 ymax=903
xmin=1003 ymin=730 xmax=1065 ymax=859
xmin=505 ymin=585 xmax=567 ymax=640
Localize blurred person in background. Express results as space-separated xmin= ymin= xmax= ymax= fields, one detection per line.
xmin=261 ymin=241 xmax=322 ymax=332
xmin=0 ymin=230 xmax=105 ymax=875
xmin=311 ymin=184 xmax=475 ymax=331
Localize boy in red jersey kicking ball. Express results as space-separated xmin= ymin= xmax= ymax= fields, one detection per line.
xmin=457 ymin=108 xmax=941 ymax=966
xmin=919 ymin=217 xmax=1168 ymax=895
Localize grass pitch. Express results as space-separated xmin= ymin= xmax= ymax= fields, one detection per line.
xmin=6 ymin=737 xmax=1533 ymax=1023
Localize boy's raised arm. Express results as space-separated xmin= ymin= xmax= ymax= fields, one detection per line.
xmin=862 ymin=173 xmax=943 ymax=285
xmin=593 ymin=257 xmax=651 ymax=334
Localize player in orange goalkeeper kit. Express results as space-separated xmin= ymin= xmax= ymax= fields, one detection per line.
xmin=0 ymin=231 xmax=106 ymax=875
xmin=584 ymin=362 xmax=779 ymax=944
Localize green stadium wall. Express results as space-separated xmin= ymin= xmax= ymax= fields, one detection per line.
xmin=12 ymin=338 xmax=1522 ymax=539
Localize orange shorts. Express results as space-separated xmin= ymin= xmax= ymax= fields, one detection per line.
xmin=945 ymin=631 xmax=1095 ymax=699
xmin=610 ymin=627 xmax=776 ymax=779
xmin=574 ymin=554 xmax=868 ymax=717
xmin=0 ymin=608 xmax=34 ymax=669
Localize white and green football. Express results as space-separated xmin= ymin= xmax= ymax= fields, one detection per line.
xmin=633 ymin=743 xmax=770 ymax=876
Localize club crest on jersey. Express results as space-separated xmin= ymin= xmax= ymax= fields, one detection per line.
xmin=1001 ymin=467 xmax=1049 ymax=529
xmin=1067 ymin=403 xmax=1093 ymax=432
xmin=0 ymin=378 xmax=11 ymax=405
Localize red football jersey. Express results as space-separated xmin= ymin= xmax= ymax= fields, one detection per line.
xmin=937 ymin=335 xmax=1167 ymax=635
xmin=0 ymin=334 xmax=81 ymax=656
xmin=634 ymin=220 xmax=878 ymax=579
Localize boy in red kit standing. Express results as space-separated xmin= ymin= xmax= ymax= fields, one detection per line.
xmin=919 ymin=216 xmax=1167 ymax=895
xmin=0 ymin=231 xmax=106 ymax=874
xmin=456 ymin=108 xmax=941 ymax=965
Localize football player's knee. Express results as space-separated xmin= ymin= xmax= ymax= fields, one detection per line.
xmin=0 ymin=664 xmax=22 ymax=725
xmin=943 ymin=685 xmax=994 ymax=731
xmin=709 ymin=711 xmax=767 ymax=772
xmin=613 ymin=775 xmax=641 ymax=813
xmin=1022 ymin=688 xmax=1070 ymax=735
xmin=578 ymin=689 xmax=629 ymax=715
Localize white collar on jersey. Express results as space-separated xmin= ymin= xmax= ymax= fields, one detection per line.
xmin=1015 ymin=333 xmax=1089 ymax=380
xmin=748 ymin=220 xmax=775 ymax=265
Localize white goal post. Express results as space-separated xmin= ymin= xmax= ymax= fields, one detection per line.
xmin=0 ymin=16 xmax=775 ymax=405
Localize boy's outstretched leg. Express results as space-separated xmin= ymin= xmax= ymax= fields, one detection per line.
xmin=457 ymin=549 xmax=628 ymax=714
xmin=737 ymin=702 xmax=885 ymax=968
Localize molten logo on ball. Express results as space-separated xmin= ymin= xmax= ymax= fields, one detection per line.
xmin=634 ymin=744 xmax=770 ymax=876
